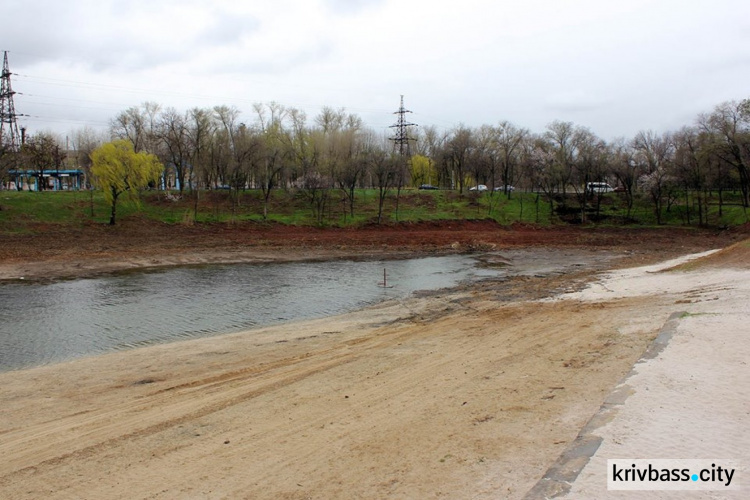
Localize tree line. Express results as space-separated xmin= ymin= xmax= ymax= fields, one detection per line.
xmin=2 ymin=97 xmax=750 ymax=226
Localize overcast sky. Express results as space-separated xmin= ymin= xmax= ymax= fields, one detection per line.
xmin=4 ymin=0 xmax=750 ymax=142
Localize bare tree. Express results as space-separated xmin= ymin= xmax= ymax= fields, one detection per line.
xmin=470 ymin=125 xmax=497 ymax=214
xmin=187 ymin=108 xmax=215 ymax=185
xmin=70 ymin=126 xmax=105 ymax=186
xmin=609 ymin=138 xmax=639 ymax=220
xmin=285 ymin=107 xmax=314 ymax=185
xmin=331 ymin=115 xmax=364 ymax=219
xmin=444 ymin=125 xmax=473 ymax=193
xmin=111 ymin=106 xmax=145 ymax=152
xmin=70 ymin=126 xmax=106 ymax=216
xmin=255 ymin=132 xmax=287 ymax=220
xmin=698 ymin=100 xmax=750 ymax=207
xmin=315 ymin=106 xmax=346 ymax=135
xmin=495 ymin=121 xmax=528 ymax=196
xmin=157 ymin=108 xmax=191 ymax=193
xmin=297 ymin=171 xmax=332 ymax=225
xmin=215 ymin=106 xmax=259 ymax=196
xmin=672 ymin=127 xmax=710 ymax=225
xmin=110 ymin=102 xmax=161 ymax=154
xmin=523 ymin=134 xmax=558 ymax=219
xmin=21 ymin=132 xmax=65 ymax=191
xmin=415 ymin=125 xmax=442 ymax=159
xmin=571 ymin=127 xmax=607 ymax=223
xmin=368 ymin=148 xmax=396 ymax=224
xmin=545 ymin=120 xmax=578 ymax=206
xmin=0 ymin=146 xmax=19 ymax=189
xmin=392 ymin=154 xmax=410 ymax=221
xmin=419 ymin=125 xmax=449 ymax=187
xmin=633 ymin=130 xmax=675 ymax=224
xmin=337 ymin=154 xmax=366 ymax=220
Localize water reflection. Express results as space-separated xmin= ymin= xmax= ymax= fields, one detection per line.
xmin=0 ymin=255 xmax=494 ymax=371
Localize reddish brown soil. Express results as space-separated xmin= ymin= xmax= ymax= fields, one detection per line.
xmin=1 ymin=218 xmax=745 ymax=280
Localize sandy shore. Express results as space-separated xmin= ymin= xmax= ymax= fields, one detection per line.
xmin=530 ymin=246 xmax=750 ymax=499
xmin=0 ymin=243 xmax=747 ymax=499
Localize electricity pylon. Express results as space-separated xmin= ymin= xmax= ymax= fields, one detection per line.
xmin=0 ymin=51 xmax=22 ymax=151
xmin=389 ymin=95 xmax=416 ymax=156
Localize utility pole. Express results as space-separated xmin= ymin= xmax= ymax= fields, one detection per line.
xmin=0 ymin=51 xmax=22 ymax=152
xmin=389 ymin=95 xmax=416 ymax=157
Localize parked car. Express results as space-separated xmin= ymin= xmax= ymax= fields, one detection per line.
xmin=586 ymin=182 xmax=614 ymax=194
xmin=493 ymin=185 xmax=515 ymax=192
xmin=418 ymin=184 xmax=439 ymax=190
xmin=469 ymin=184 xmax=488 ymax=192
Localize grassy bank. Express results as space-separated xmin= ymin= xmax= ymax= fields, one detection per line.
xmin=0 ymin=188 xmax=747 ymax=234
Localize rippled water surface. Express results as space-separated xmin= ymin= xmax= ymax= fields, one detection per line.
xmin=0 ymin=255 xmax=497 ymax=371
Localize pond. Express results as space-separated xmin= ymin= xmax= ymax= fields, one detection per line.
xmin=0 ymin=255 xmax=500 ymax=372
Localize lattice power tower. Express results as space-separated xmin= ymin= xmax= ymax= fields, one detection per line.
xmin=0 ymin=51 xmax=22 ymax=152
xmin=389 ymin=95 xmax=416 ymax=156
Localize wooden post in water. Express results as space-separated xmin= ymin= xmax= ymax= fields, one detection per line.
xmin=378 ymin=268 xmax=388 ymax=287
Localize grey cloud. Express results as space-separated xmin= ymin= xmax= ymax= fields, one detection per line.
xmin=207 ymin=40 xmax=335 ymax=76
xmin=544 ymin=102 xmax=604 ymax=114
xmin=543 ymin=93 xmax=608 ymax=115
xmin=199 ymin=12 xmax=260 ymax=47
xmin=6 ymin=1 xmax=261 ymax=74
xmin=698 ymin=53 xmax=750 ymax=74
xmin=3 ymin=2 xmax=82 ymax=68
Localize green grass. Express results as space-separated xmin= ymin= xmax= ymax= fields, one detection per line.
xmin=482 ymin=192 xmax=557 ymax=225
xmin=1 ymin=187 xmax=747 ymax=235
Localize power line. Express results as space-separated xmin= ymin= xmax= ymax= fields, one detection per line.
xmin=15 ymin=72 xmax=429 ymax=120
xmin=13 ymin=70 xmax=461 ymax=136
xmin=22 ymin=115 xmax=109 ymax=126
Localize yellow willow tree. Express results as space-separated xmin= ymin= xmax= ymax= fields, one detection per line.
xmin=410 ymin=154 xmax=437 ymax=187
xmin=91 ymin=139 xmax=163 ymax=225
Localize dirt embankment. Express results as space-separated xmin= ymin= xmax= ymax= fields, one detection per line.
xmin=0 ymin=219 xmax=743 ymax=280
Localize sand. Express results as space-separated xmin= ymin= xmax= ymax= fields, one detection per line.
xmin=563 ymin=307 xmax=748 ymax=499
xmin=528 ymin=247 xmax=749 ymax=499
xmin=0 ymin=245 xmax=747 ymax=499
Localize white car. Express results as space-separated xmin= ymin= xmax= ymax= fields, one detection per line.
xmin=586 ymin=182 xmax=614 ymax=194
xmin=493 ymin=185 xmax=515 ymax=192
xmin=469 ymin=184 xmax=488 ymax=192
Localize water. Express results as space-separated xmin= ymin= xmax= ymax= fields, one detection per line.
xmin=0 ymin=255 xmax=497 ymax=372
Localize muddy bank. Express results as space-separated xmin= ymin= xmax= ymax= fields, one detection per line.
xmin=0 ymin=220 xmax=740 ymax=281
